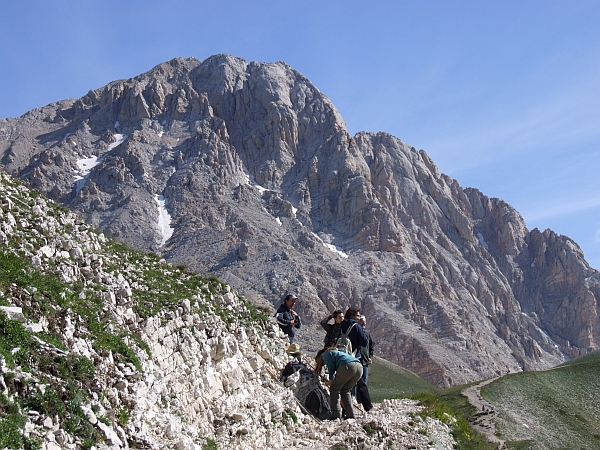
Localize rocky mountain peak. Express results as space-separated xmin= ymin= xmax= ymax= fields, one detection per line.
xmin=1 ymin=54 xmax=599 ymax=387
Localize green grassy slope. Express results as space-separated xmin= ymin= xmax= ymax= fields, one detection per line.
xmin=368 ymin=355 xmax=437 ymax=403
xmin=481 ymin=351 xmax=600 ymax=450
xmin=367 ymin=358 xmax=497 ymax=449
xmin=368 ymin=351 xmax=600 ymax=450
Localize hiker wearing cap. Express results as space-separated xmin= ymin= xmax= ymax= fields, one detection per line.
xmin=275 ymin=294 xmax=302 ymax=343
xmin=315 ymin=347 xmax=363 ymax=419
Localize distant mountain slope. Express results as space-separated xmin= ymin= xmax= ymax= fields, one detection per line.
xmin=1 ymin=54 xmax=599 ymax=386
xmin=481 ymin=351 xmax=600 ymax=449
xmin=369 ymin=355 xmax=437 ymax=402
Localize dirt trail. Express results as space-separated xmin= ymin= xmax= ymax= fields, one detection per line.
xmin=461 ymin=377 xmax=506 ymax=449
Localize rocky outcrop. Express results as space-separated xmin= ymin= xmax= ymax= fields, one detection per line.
xmin=1 ymin=55 xmax=599 ymax=386
xmin=0 ymin=170 xmax=455 ymax=449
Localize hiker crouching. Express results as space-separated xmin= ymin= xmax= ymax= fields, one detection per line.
xmin=316 ymin=348 xmax=363 ymax=419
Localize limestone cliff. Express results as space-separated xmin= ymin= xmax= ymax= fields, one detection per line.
xmin=0 ymin=171 xmax=455 ymax=449
xmin=1 ymin=55 xmax=598 ymax=386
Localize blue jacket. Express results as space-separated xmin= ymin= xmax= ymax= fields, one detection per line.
xmin=340 ymin=319 xmax=368 ymax=359
xmin=322 ymin=350 xmax=361 ymax=380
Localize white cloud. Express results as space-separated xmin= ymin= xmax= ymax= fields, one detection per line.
xmin=524 ymin=196 xmax=600 ymax=222
xmin=422 ymin=67 xmax=600 ymax=175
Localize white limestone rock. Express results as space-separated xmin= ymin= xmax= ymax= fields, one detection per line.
xmin=0 ymin=306 xmax=26 ymax=322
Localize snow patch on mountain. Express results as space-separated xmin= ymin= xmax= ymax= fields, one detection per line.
xmin=311 ymin=233 xmax=349 ymax=259
xmin=74 ymin=156 xmax=99 ymax=195
xmin=477 ymin=232 xmax=489 ymax=250
xmin=108 ymin=133 xmax=127 ymax=151
xmin=242 ymin=166 xmax=269 ymax=193
xmin=155 ymin=194 xmax=174 ymax=246
xmin=73 ymin=134 xmax=128 ymax=195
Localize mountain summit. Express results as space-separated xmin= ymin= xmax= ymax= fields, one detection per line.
xmin=1 ymin=54 xmax=599 ymax=386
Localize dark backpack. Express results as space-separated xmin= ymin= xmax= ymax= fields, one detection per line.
xmin=304 ymin=387 xmax=331 ymax=420
xmin=281 ymin=360 xmax=309 ymax=380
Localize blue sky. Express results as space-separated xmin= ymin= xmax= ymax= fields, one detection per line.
xmin=1 ymin=0 xmax=599 ymax=268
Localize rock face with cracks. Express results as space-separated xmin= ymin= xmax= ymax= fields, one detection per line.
xmin=1 ymin=54 xmax=599 ymax=387
xmin=0 ymin=170 xmax=455 ymax=449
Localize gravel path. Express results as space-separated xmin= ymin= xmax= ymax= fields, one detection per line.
xmin=284 ymin=397 xmax=456 ymax=449
xmin=461 ymin=377 xmax=506 ymax=449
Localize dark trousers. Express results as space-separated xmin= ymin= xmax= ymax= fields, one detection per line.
xmin=355 ymin=377 xmax=372 ymax=411
xmin=356 ymin=365 xmax=369 ymax=402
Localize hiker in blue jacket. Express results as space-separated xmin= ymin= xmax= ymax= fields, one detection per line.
xmin=316 ymin=348 xmax=363 ymax=419
xmin=340 ymin=307 xmax=368 ymax=357
xmin=341 ymin=308 xmax=373 ymax=412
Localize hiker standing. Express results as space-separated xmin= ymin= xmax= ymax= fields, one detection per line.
xmin=339 ymin=308 xmax=373 ymax=412
xmin=316 ymin=348 xmax=363 ymax=419
xmin=320 ymin=309 xmax=343 ymax=348
xmin=358 ymin=315 xmax=374 ymax=383
xmin=340 ymin=307 xmax=368 ymax=357
xmin=356 ymin=315 xmax=375 ymax=408
xmin=275 ymin=294 xmax=302 ymax=343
